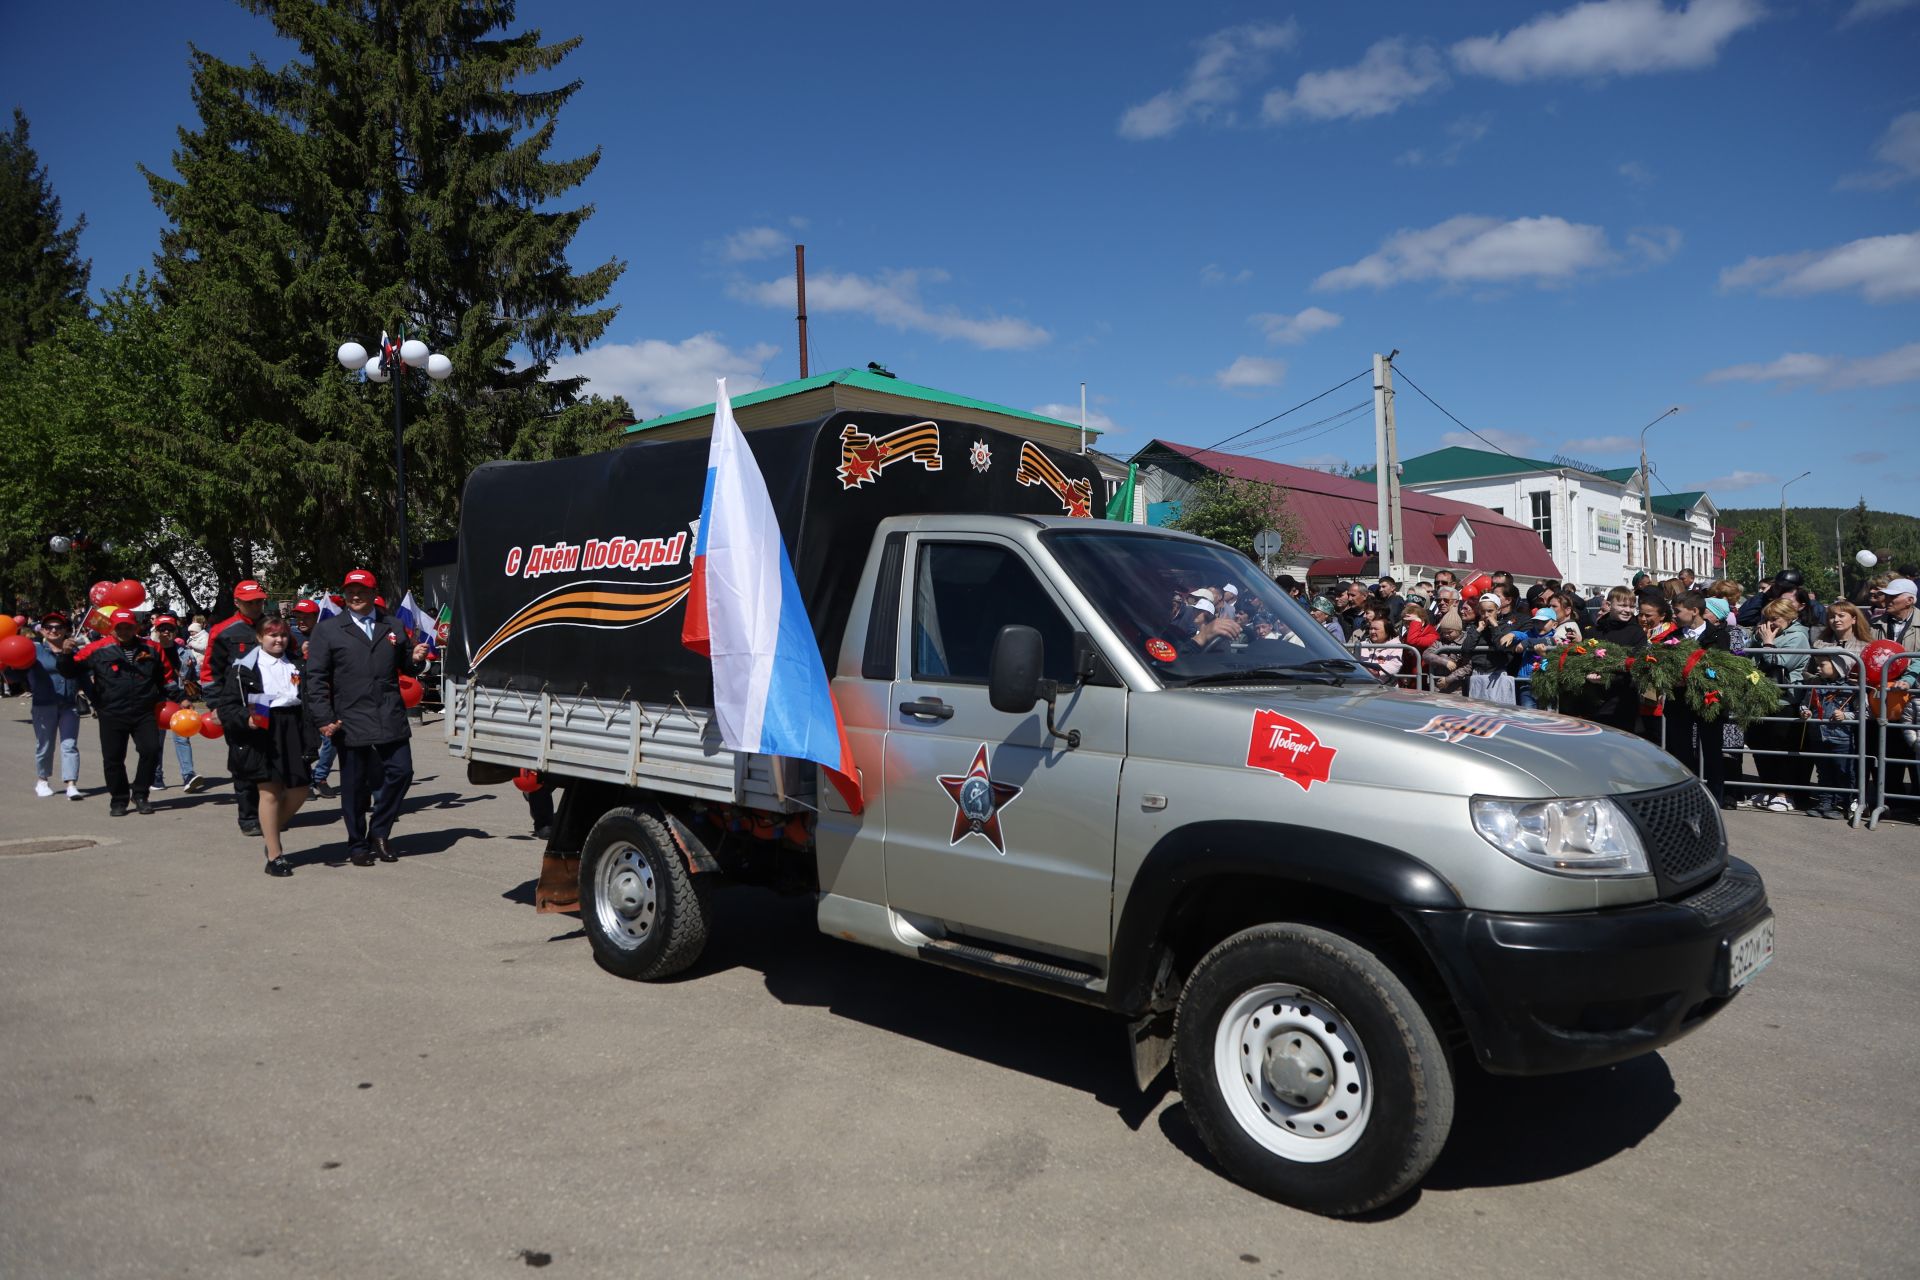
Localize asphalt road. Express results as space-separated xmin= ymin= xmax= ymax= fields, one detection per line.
xmin=1 ymin=699 xmax=1915 ymax=1279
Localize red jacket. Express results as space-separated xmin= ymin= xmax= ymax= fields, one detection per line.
xmin=200 ymin=612 xmax=259 ymax=688
xmin=1403 ymin=618 xmax=1439 ymax=651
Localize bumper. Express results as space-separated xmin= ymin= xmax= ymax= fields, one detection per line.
xmin=1406 ymin=857 xmax=1771 ymax=1076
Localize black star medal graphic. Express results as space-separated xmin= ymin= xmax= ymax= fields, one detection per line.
xmin=938 ymin=743 xmax=1023 ymax=854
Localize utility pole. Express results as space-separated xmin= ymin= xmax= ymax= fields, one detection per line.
xmin=795 ymin=245 xmax=810 ymax=378
xmin=1080 ymin=382 xmax=1088 ymax=455
xmin=1372 ymin=351 xmax=1403 ymax=577
xmin=1637 ymin=407 xmax=1679 ymax=573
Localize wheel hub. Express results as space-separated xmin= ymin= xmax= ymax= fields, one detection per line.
xmin=610 ymin=866 xmax=649 ymax=920
xmin=1264 ymin=1030 xmax=1335 ymax=1109
xmin=595 ymin=844 xmax=656 ymax=949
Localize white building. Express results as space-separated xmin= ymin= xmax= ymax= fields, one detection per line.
xmin=1355 ymin=447 xmax=1720 ymax=590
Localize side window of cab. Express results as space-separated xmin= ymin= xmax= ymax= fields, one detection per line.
xmin=911 ymin=542 xmax=1076 ymax=684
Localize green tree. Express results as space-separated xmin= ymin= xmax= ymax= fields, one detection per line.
xmin=142 ymin=0 xmax=627 ymax=589
xmin=1165 ymin=471 xmax=1303 ymax=562
xmin=1841 ymin=498 xmax=1878 ymax=597
xmin=1781 ymin=513 xmax=1836 ymax=601
xmin=0 ymin=109 xmax=91 ymax=360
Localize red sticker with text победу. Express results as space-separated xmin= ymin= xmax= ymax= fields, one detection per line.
xmin=1145 ymin=638 xmax=1177 ymax=663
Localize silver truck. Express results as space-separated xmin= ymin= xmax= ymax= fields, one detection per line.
xmin=445 ymin=426 xmax=1772 ymax=1216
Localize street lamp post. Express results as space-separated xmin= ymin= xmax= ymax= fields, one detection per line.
xmin=1637 ymin=407 xmax=1680 ymax=571
xmin=336 ymin=334 xmax=453 ymax=594
xmin=1780 ymin=470 xmax=1810 ymax=572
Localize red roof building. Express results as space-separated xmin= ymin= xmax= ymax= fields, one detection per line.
xmin=1131 ymin=440 xmax=1563 ymax=582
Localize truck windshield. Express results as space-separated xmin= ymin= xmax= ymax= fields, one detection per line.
xmin=1043 ymin=528 xmax=1362 ymax=686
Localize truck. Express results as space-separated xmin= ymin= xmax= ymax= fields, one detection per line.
xmin=443 ymin=409 xmax=1774 ymax=1216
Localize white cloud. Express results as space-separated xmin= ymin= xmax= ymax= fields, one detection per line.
xmin=1841 ymin=0 xmax=1920 ymax=25
xmin=1215 ymin=356 xmax=1288 ymax=389
xmin=1250 ymin=307 xmax=1344 ymax=345
xmin=1719 ymin=231 xmax=1920 ymax=303
xmin=1837 ymin=112 xmax=1920 ymax=191
xmin=1201 ymin=263 xmax=1255 ymax=286
xmin=1118 ymin=22 xmax=1299 ymax=140
xmin=1031 ymin=403 xmax=1123 ymax=435
xmin=1701 ymin=469 xmax=1778 ymax=492
xmin=1627 ymin=225 xmax=1684 ymax=263
xmin=1440 ymin=428 xmax=1542 ymax=453
xmin=1560 ymin=434 xmax=1639 ymax=452
xmin=1452 ymin=0 xmax=1766 ymax=82
xmin=1703 ymin=342 xmax=1920 ymax=390
xmin=550 ymin=333 xmax=780 ymax=418
xmin=718 ymin=226 xmax=787 ymax=262
xmin=731 ymin=268 xmax=1049 ymax=350
xmin=1315 ymin=214 xmax=1626 ymax=290
xmin=1396 ymin=114 xmax=1493 ymax=167
xmin=1618 ymin=160 xmax=1656 ymax=185
xmin=1849 ymin=450 xmax=1890 ymax=465
xmin=1262 ymin=38 xmax=1448 ymax=123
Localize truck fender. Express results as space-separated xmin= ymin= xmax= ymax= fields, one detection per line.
xmin=1105 ymin=820 xmax=1462 ymax=1016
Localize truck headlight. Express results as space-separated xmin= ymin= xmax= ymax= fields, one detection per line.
xmin=1469 ymin=796 xmax=1649 ymax=878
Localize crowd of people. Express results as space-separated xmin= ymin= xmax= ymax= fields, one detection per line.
xmin=1287 ymin=564 xmax=1920 ymax=818
xmin=8 ymin=573 xmax=432 ymax=875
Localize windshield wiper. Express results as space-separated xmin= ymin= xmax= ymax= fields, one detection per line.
xmin=1175 ymin=659 xmax=1369 ymax=689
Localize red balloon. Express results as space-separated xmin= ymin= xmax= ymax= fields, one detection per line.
xmin=199 ymin=715 xmax=225 ymax=740
xmin=398 ymin=674 xmax=424 ymax=708
xmin=156 ymin=699 xmax=182 ymax=729
xmin=0 ymin=634 xmax=35 ymax=669
xmin=89 ymin=581 xmax=113 ymax=606
xmin=108 ymin=579 xmax=147 ymax=609
xmin=10 ymin=614 xmax=24 ymax=629
xmin=1460 ymin=573 xmax=1493 ymax=602
xmin=513 ymin=769 xmax=542 ymax=793
xmin=1862 ymin=638 xmax=1912 ymax=688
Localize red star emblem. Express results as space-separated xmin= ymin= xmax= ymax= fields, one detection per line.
xmin=839 ymin=440 xmax=891 ymax=486
xmin=937 ymin=743 xmax=1024 ymax=854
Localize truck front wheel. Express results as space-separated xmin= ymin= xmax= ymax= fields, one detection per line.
xmin=580 ymin=808 xmax=711 ymax=980
xmin=1173 ymin=923 xmax=1453 ymax=1216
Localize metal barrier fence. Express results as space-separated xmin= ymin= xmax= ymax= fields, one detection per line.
xmin=1335 ymin=633 xmax=1912 ymax=829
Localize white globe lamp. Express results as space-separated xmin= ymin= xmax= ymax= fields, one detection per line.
xmin=364 ymin=355 xmax=390 ymax=383
xmin=425 ymin=352 xmax=453 ymax=381
xmin=336 ymin=341 xmax=369 ymax=372
xmin=399 ymin=338 xmax=430 ymax=365
xmin=48 ymin=535 xmax=71 ymax=554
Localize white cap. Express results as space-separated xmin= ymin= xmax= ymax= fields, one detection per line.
xmin=1191 ymin=596 xmax=1216 ymax=616
xmin=1888 ymin=577 xmax=1918 ymax=599
xmin=1222 ymin=583 xmax=1238 ymax=596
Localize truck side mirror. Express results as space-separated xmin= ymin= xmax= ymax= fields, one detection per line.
xmin=989 ymin=624 xmax=1044 ymax=714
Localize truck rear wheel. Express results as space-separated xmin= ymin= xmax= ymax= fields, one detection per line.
xmin=580 ymin=808 xmax=711 ymax=980
xmin=1173 ymin=923 xmax=1453 ymax=1216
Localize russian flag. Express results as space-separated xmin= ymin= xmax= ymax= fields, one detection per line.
xmin=315 ymin=594 xmax=341 ymax=621
xmin=683 ymin=379 xmax=863 ymax=813
xmin=248 ymin=692 xmax=273 ymax=730
xmin=396 ymin=591 xmax=437 ymax=657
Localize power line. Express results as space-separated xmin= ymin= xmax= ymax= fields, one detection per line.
xmin=1392 ymin=364 xmax=1520 ymax=458
xmin=1194 ymin=368 xmax=1372 ymax=455
xmin=1237 ymin=401 xmax=1374 ymax=456
xmin=1230 ymin=398 xmax=1372 ymax=453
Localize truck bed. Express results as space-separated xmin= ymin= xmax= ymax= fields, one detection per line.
xmin=442 ymin=677 xmax=811 ymax=811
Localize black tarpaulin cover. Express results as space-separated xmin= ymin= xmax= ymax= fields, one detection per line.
xmin=449 ymin=412 xmax=1105 ymax=701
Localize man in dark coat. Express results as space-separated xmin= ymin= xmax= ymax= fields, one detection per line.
xmin=303 ymin=568 xmax=430 ymax=866
xmin=202 ymin=579 xmax=269 ymax=835
xmin=58 ymin=608 xmax=167 ymax=816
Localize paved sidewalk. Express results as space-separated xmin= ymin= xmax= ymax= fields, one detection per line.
xmin=1 ymin=699 xmax=1916 ymax=1278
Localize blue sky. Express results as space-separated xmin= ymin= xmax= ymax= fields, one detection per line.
xmin=4 ymin=0 xmax=1917 ymax=512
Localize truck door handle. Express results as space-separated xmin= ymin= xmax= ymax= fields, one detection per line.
xmin=899 ymin=698 xmax=954 ymax=721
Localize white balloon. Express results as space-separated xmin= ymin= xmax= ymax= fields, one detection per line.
xmin=399 ymin=338 xmax=430 ymax=365
xmin=48 ymin=535 xmax=71 ymax=554
xmin=336 ymin=341 xmax=369 ymax=371
xmin=1857 ymin=549 xmax=1879 ymax=568
xmin=364 ymin=356 xmax=391 ymax=383
xmin=425 ymin=352 xmax=453 ymax=381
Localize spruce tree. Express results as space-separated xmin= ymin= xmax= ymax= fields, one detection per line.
xmin=0 ymin=110 xmax=92 ymax=359
xmin=143 ymin=0 xmax=626 ymax=586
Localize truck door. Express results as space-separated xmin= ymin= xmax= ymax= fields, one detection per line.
xmin=882 ymin=535 xmax=1123 ymax=964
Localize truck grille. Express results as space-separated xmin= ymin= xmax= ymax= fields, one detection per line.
xmin=1619 ymin=782 xmax=1725 ymax=897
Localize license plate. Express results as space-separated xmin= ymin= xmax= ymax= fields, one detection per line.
xmin=1727 ymin=915 xmax=1775 ymax=992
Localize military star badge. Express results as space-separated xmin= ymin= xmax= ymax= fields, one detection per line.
xmin=937 ymin=742 xmax=1023 ymax=854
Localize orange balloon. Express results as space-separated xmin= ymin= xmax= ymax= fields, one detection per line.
xmin=169 ymin=708 xmax=203 ymax=738
xmin=0 ymin=615 xmax=15 ymax=640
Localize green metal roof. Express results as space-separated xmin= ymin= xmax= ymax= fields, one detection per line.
xmin=622 ymin=366 xmax=1089 ymax=435
xmin=1353 ymin=445 xmax=1646 ymax=487
xmin=1655 ymin=490 xmax=1709 ymax=517
xmin=1594 ymin=466 xmax=1640 ymax=483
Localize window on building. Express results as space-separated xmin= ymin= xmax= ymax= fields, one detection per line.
xmin=1529 ymin=491 xmax=1552 ymax=552
xmin=1627 ymin=532 xmax=1636 ymax=565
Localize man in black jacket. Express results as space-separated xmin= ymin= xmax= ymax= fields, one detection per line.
xmin=58 ymin=609 xmax=167 ymax=816
xmin=304 ymin=569 xmax=430 ymax=866
xmin=202 ymin=579 xmax=269 ymax=835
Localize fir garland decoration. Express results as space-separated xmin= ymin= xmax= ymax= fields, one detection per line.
xmin=1528 ymin=639 xmax=1781 ymax=728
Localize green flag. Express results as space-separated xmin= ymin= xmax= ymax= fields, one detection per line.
xmin=1104 ymin=463 xmax=1137 ymax=522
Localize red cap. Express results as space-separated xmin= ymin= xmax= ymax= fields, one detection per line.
xmin=40 ymin=610 xmax=68 ymax=625
xmin=375 ymin=596 xmax=387 ymax=609
xmin=233 ymin=579 xmax=268 ymax=601
xmin=153 ymin=614 xmax=180 ymax=628
xmin=343 ymin=568 xmax=377 ymax=588
xmin=109 ymin=609 xmax=136 ymax=627
xmin=291 ymin=599 xmax=320 ymax=616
